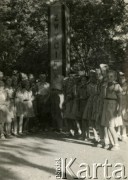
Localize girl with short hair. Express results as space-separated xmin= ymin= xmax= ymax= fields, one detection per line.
xmin=101 ymin=70 xmax=123 ymax=150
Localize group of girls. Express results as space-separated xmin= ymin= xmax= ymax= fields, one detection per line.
xmin=0 ymin=71 xmax=35 ymax=139
xmin=63 ymin=64 xmax=128 ymax=151
xmin=0 ymin=66 xmax=128 ymax=151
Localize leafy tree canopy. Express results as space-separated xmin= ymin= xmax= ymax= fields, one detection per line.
xmin=0 ymin=0 xmax=128 ymax=75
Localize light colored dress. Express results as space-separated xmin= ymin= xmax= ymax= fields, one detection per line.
xmin=5 ymin=87 xmax=16 ymax=120
xmin=15 ymin=89 xmax=26 ymax=117
xmin=101 ymin=82 xmax=123 ymax=127
xmin=23 ymin=90 xmax=35 ymax=118
xmin=0 ymin=89 xmax=9 ymax=123
xmin=121 ymin=82 xmax=128 ymax=126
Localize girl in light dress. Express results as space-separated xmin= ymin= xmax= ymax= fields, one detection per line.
xmin=15 ymin=82 xmax=25 ymax=134
xmin=15 ymin=80 xmax=35 ymax=135
xmin=5 ymin=77 xmax=16 ymax=137
xmin=118 ymin=72 xmax=128 ymax=141
xmin=28 ymin=74 xmax=37 ymax=132
xmin=0 ymin=80 xmax=9 ymax=139
xmin=11 ymin=75 xmax=20 ymax=135
xmin=101 ymin=70 xmax=123 ymax=151
xmin=23 ymin=81 xmax=35 ymax=133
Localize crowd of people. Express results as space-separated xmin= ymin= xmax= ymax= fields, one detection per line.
xmin=0 ymin=64 xmax=128 ymax=151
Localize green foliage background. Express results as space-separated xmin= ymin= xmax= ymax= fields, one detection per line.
xmin=0 ymin=0 xmax=128 ymax=75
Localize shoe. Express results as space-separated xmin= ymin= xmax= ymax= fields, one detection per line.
xmin=78 ymin=130 xmax=82 ymax=135
xmin=5 ymin=134 xmax=13 ymax=139
xmin=63 ymin=131 xmax=70 ymax=135
xmin=12 ymin=133 xmax=18 ymax=136
xmin=117 ymin=134 xmax=122 ymax=141
xmin=0 ymin=134 xmax=6 ymax=140
xmin=84 ymin=138 xmax=89 ymax=142
xmin=70 ymin=130 xmax=75 ymax=136
xmin=122 ymin=137 xmax=127 ymax=142
xmin=97 ymin=142 xmax=104 ymax=148
xmin=103 ymin=144 xmax=110 ymax=149
xmin=91 ymin=138 xmax=100 ymax=144
xmin=18 ymin=132 xmax=23 ymax=136
xmin=55 ymin=129 xmax=64 ymax=134
xmin=78 ymin=136 xmax=85 ymax=140
xmin=110 ymin=145 xmax=120 ymax=151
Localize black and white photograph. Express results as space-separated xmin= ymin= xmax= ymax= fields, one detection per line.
xmin=0 ymin=0 xmax=128 ymax=179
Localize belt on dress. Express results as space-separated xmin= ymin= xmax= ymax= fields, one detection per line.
xmin=52 ymin=89 xmax=63 ymax=92
xmin=104 ymin=98 xmax=117 ymax=101
xmin=80 ymin=98 xmax=88 ymax=101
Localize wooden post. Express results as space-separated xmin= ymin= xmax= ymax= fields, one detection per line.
xmin=49 ymin=1 xmax=70 ymax=82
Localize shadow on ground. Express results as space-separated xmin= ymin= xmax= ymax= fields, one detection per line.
xmin=0 ymin=132 xmax=102 ymax=180
xmin=0 ymin=136 xmax=56 ymax=180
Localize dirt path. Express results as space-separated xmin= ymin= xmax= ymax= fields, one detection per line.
xmin=0 ymin=133 xmax=128 ymax=180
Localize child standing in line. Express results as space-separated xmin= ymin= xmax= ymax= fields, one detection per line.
xmin=119 ymin=72 xmax=128 ymax=141
xmin=78 ymin=76 xmax=88 ymax=139
xmin=94 ymin=69 xmax=105 ymax=147
xmin=96 ymin=64 xmax=110 ymax=148
xmin=70 ymin=75 xmax=82 ymax=136
xmin=0 ymin=80 xmax=8 ymax=139
xmin=15 ymin=81 xmax=35 ymax=135
xmin=22 ymin=81 xmax=35 ymax=133
xmin=15 ymin=81 xmax=27 ymax=135
xmin=28 ymin=74 xmax=37 ymax=132
xmin=5 ymin=77 xmax=16 ymax=138
xmin=63 ymin=74 xmax=74 ymax=134
xmin=101 ymin=70 xmax=123 ymax=151
xmin=12 ymin=75 xmax=19 ymax=135
xmin=82 ymin=70 xmax=98 ymax=140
